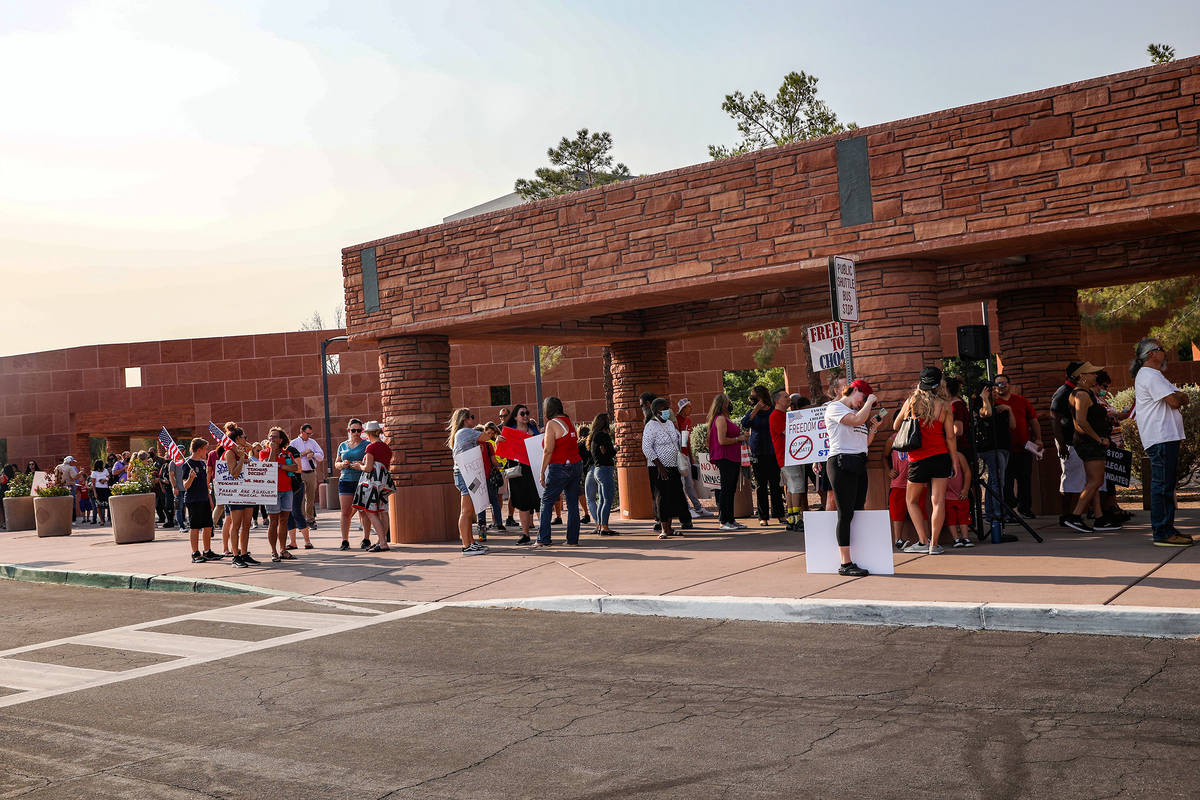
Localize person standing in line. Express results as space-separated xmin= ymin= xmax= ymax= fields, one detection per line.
xmin=895 ymin=366 xmax=957 ymax=555
xmin=945 ymin=449 xmax=974 ymax=548
xmin=884 ymin=425 xmax=920 ymax=552
xmin=1062 ymin=363 xmax=1117 ymax=534
xmin=587 ymin=413 xmax=618 ymax=536
xmin=643 ymin=397 xmax=688 ymax=540
xmin=354 ymin=421 xmax=393 ymax=552
xmin=675 ymin=398 xmax=711 ymax=518
xmin=1050 ymin=361 xmax=1087 ymax=527
xmin=576 ymin=424 xmax=593 ymax=526
xmin=181 ymin=438 xmax=219 ymax=563
xmin=707 ymin=393 xmax=749 ymax=531
xmin=448 ymin=408 xmax=489 ymax=556
xmin=741 ymin=385 xmax=786 ymax=527
xmin=783 ymin=394 xmax=813 ymax=530
xmin=769 ymin=389 xmax=801 ymax=532
xmin=475 ymin=422 xmax=505 ymax=538
xmin=1131 ymin=338 xmax=1192 ymax=546
xmin=1094 ymin=370 xmax=1134 ymax=522
xmin=500 ymin=404 xmax=540 ymax=545
xmin=290 ymin=424 xmax=324 ymax=529
xmin=54 ymin=456 xmax=80 ymax=523
xmin=169 ymin=450 xmax=190 ymax=534
xmin=974 ymin=381 xmax=1016 ymax=541
xmin=223 ymin=428 xmax=259 ymax=568
xmin=334 ymin=418 xmax=370 ymax=551
xmin=825 ymin=379 xmax=883 ymax=576
xmin=535 ymin=397 xmax=584 ymax=548
xmin=89 ymin=460 xmax=110 ymax=526
xmin=994 ymin=374 xmax=1042 ymax=519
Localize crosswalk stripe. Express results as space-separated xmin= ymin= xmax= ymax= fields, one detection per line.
xmin=73 ymin=630 xmax=247 ymax=658
xmin=193 ymin=607 xmax=363 ymax=630
xmin=0 ymin=659 xmax=113 ymax=691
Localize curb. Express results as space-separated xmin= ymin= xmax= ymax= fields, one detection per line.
xmin=445 ymin=595 xmax=1200 ymax=639
xmin=0 ymin=564 xmax=290 ymax=597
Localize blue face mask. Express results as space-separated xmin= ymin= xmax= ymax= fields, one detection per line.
xmin=660 ymin=410 xmax=672 ymax=421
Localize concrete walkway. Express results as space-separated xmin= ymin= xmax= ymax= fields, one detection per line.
xmin=3 ymin=506 xmax=1198 ymax=614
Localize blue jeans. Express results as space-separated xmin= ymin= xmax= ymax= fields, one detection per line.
xmin=539 ymin=462 xmax=583 ymax=544
xmin=478 ymin=479 xmax=502 ymax=529
xmin=591 ymin=465 xmax=615 ymax=527
xmin=289 ymin=481 xmax=307 ymax=531
xmin=583 ymin=467 xmax=598 ymax=521
xmin=979 ymin=449 xmax=1009 ymax=523
xmin=1147 ymin=440 xmax=1180 ymax=540
xmin=175 ymin=492 xmax=187 ymax=528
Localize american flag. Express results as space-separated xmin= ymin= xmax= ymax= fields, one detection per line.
xmin=158 ymin=427 xmax=185 ymax=465
xmin=208 ymin=421 xmax=235 ymax=450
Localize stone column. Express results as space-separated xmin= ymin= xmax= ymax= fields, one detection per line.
xmin=997 ymin=286 xmax=1082 ymax=515
xmin=852 ymin=259 xmax=942 ymax=510
xmin=378 ymin=334 xmax=459 ymax=543
xmin=610 ymin=338 xmax=669 ymax=520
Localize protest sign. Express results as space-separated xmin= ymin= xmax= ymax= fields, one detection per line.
xmin=696 ymin=453 xmax=721 ymax=491
xmin=453 ymin=446 xmax=491 ymax=514
xmin=807 ymin=322 xmax=845 ymax=372
xmin=213 ymin=460 xmax=278 ymax=505
xmin=29 ymin=471 xmax=50 ymax=493
xmin=802 ymin=510 xmax=893 ymax=575
xmin=783 ymin=407 xmax=830 ymax=466
xmin=496 ymin=426 xmax=532 ymax=463
xmin=1104 ymin=448 xmax=1132 ymax=487
xmin=524 ymin=434 xmax=546 ymax=497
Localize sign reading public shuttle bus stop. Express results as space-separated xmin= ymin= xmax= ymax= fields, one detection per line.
xmin=827 ymin=256 xmax=858 ymax=379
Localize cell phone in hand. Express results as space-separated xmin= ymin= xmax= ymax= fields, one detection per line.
xmin=874 ymin=407 xmax=887 ymax=421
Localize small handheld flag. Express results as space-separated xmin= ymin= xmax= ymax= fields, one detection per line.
xmin=158 ymin=427 xmax=185 ymax=465
xmin=208 ymin=421 xmax=235 ymax=451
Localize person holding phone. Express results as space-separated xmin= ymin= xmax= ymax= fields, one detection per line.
xmin=825 ymin=379 xmax=885 ymax=576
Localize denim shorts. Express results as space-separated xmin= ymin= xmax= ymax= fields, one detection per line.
xmin=265 ymin=490 xmax=294 ymax=515
xmin=453 ymin=470 xmax=470 ymax=496
xmin=338 ymin=479 xmax=358 ymax=496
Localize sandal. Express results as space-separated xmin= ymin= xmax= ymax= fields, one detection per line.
xmin=657 ymin=533 xmax=669 ymax=539
xmin=304 ymin=543 xmax=314 ymax=549
xmin=270 ymin=555 xmax=282 ymax=563
xmin=279 ymin=550 xmax=296 ymax=560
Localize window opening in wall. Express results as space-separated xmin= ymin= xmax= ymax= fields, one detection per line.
xmin=124 ymin=367 xmax=142 ymax=388
xmin=722 ymin=368 xmax=786 ymax=420
xmin=1177 ymin=342 xmax=1195 ymax=362
xmin=0 ymin=438 xmax=7 ymax=467
xmin=490 ymin=385 xmax=512 ymax=406
xmin=89 ymin=437 xmax=106 ymax=464
xmin=325 ymin=353 xmax=341 ymax=374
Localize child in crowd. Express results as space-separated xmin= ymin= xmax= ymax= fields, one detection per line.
xmin=946 ymin=450 xmax=974 ymax=548
xmin=76 ymin=472 xmax=95 ymax=524
xmin=885 ymin=433 xmax=923 ymax=552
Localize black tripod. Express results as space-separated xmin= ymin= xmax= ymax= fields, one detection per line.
xmin=965 ymin=386 xmax=1043 ymax=544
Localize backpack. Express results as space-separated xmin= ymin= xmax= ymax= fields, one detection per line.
xmin=285 ymin=447 xmax=303 ymax=491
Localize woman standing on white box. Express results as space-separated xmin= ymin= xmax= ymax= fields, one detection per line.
xmin=823 ymin=379 xmax=885 ymax=577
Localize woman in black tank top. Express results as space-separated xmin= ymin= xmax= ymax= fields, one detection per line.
xmin=1062 ymin=366 xmax=1113 ymax=534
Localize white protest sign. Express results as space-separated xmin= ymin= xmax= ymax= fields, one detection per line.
xmin=696 ymin=453 xmax=721 ymax=491
xmin=30 ymin=471 xmax=51 ymax=493
xmin=829 ymin=255 xmax=858 ymax=322
xmin=802 ymin=510 xmax=894 ymax=575
xmin=213 ymin=460 xmax=278 ymax=505
xmin=807 ymin=321 xmax=845 ymax=372
xmin=454 ymin=446 xmax=491 ymax=515
xmin=524 ymin=434 xmax=546 ymax=498
xmin=784 ymin=407 xmax=830 ymax=466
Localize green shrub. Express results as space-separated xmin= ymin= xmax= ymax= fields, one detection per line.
xmin=4 ymin=471 xmax=32 ymax=498
xmin=1118 ymin=383 xmax=1200 ymax=489
xmin=110 ymin=458 xmax=154 ymax=496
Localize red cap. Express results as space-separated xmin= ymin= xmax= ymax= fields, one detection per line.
xmin=848 ymin=379 xmax=873 ymax=396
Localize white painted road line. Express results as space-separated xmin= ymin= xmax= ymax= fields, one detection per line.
xmin=73 ymin=630 xmax=248 ymax=658
xmin=194 ymin=607 xmax=363 ymax=630
xmin=0 ymin=660 xmax=113 ymax=691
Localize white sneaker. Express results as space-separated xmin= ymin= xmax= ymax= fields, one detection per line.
xmin=902 ymin=541 xmax=928 ymax=553
xmin=462 ymin=542 xmax=489 ymax=556
xmin=928 ymin=544 xmax=945 ymax=555
xmin=719 ymin=523 xmax=740 ymax=531
xmin=695 ymin=508 xmax=715 ymax=517
xmin=733 ymin=522 xmax=747 ymax=529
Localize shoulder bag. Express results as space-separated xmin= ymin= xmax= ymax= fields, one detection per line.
xmin=893 ymin=416 xmax=923 ymax=453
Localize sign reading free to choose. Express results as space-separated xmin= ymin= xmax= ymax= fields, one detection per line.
xmin=807 ymin=321 xmax=845 ymax=372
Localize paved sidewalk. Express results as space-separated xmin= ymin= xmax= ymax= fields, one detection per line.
xmin=3 ymin=505 xmax=1198 ymax=611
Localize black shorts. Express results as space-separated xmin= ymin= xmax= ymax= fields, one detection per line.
xmin=908 ymin=452 xmax=952 ymax=484
xmin=186 ymin=500 xmax=214 ymax=529
xmin=1073 ymin=437 xmax=1107 ymax=463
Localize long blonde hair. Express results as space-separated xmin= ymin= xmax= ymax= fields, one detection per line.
xmin=906 ymin=383 xmax=948 ymax=425
xmin=706 ymin=393 xmax=732 ymax=427
xmin=445 ymin=408 xmax=472 ymax=449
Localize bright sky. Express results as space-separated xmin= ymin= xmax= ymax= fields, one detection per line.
xmin=3 ymin=0 xmax=1198 ymax=357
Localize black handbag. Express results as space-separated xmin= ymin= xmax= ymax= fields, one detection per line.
xmin=893 ymin=416 xmax=923 ymax=452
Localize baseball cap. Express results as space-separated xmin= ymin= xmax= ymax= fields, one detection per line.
xmin=676 ymin=397 xmax=691 ymax=412
xmin=848 ymin=378 xmax=873 ymax=396
xmin=63 ymin=456 xmax=76 ymax=463
xmin=363 ymin=421 xmax=383 ymax=433
xmin=919 ymin=366 xmax=943 ymax=391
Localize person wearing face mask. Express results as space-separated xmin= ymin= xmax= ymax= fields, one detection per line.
xmin=741 ymin=384 xmax=786 ymax=526
xmin=642 ymin=397 xmax=692 ymax=533
xmin=643 ymin=397 xmax=688 ymax=540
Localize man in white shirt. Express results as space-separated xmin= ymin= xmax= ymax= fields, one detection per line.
xmin=290 ymin=424 xmax=325 ymax=528
xmin=1132 ymin=338 xmax=1190 ymax=546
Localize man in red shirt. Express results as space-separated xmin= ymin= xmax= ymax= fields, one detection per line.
xmin=769 ymin=389 xmax=804 ymax=530
xmin=995 ymin=374 xmax=1042 ymax=518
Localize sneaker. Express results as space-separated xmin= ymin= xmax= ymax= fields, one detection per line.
xmin=653 ymin=523 xmax=663 ymax=532
xmin=478 ymin=532 xmax=487 ymax=542
xmin=462 ymin=542 xmax=489 ymax=556
xmin=241 ymin=554 xmax=261 ymax=566
xmin=365 ymin=544 xmax=390 ymax=553
xmin=895 ymin=539 xmax=906 ymax=551
xmin=231 ymin=555 xmax=247 ymax=568
xmin=531 ymin=540 xmax=553 ymax=548
xmin=516 ymin=534 xmax=531 ymax=545
xmin=202 ymin=550 xmax=223 ymax=560
xmin=552 ymin=517 xmax=563 ymax=525
xmin=1020 ymin=510 xmax=1036 ymax=519
xmin=928 ymin=544 xmax=945 ymax=555
xmin=1093 ymin=516 xmax=1122 ymax=531
xmin=838 ymin=562 xmax=869 ymax=577
xmin=191 ymin=551 xmax=206 ymax=563
xmin=581 ymin=515 xmax=591 ymax=524
xmin=952 ymin=539 xmax=965 ymax=548
xmin=339 ymin=540 xmax=350 ymax=551
xmin=360 ymin=537 xmax=371 ymax=550
xmin=719 ymin=523 xmax=740 ymax=531
xmin=1062 ymin=515 xmax=1093 ymax=534
xmin=180 ymin=527 xmax=190 ymax=534
xmin=733 ymin=522 xmax=747 ymax=529
xmin=961 ymin=538 xmax=975 ymax=548
xmin=505 ymin=517 xmax=516 ymax=526
xmin=696 ymin=508 xmax=715 ymax=517
xmin=252 ymin=522 xmax=260 ymax=530
xmin=902 ymin=541 xmax=928 ymax=553
xmin=309 ymin=521 xmax=318 ymax=529
xmin=1153 ymin=535 xmax=1194 ymax=547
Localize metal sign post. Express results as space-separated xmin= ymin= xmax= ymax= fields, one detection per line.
xmin=828 ymin=256 xmax=858 ymax=381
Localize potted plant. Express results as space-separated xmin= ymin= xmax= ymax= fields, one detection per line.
xmin=33 ymin=471 xmax=73 ymax=537
xmin=3 ymin=472 xmax=35 ymax=532
xmin=109 ymin=457 xmax=156 ymax=544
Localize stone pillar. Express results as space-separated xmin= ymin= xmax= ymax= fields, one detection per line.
xmin=853 ymin=260 xmax=942 ymax=510
xmin=610 ymin=338 xmax=669 ymax=520
xmin=378 ymin=334 xmax=460 ymax=543
xmin=997 ymin=286 xmax=1082 ymax=516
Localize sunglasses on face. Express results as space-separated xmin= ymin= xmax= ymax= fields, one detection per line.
xmin=348 ymin=428 xmax=362 ymax=433
xmin=518 ymin=411 xmax=529 ymax=417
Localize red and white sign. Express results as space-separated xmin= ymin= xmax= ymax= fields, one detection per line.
xmin=807 ymin=321 xmax=846 ymax=372
xmin=784 ymin=407 xmax=830 ymax=467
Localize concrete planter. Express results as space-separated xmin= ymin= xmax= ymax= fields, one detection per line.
xmin=34 ymin=494 xmax=73 ymax=537
xmin=110 ymin=492 xmax=156 ymax=544
xmin=3 ymin=496 xmax=35 ymax=531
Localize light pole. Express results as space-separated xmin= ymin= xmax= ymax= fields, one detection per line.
xmin=321 ymin=335 xmax=348 ymax=479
